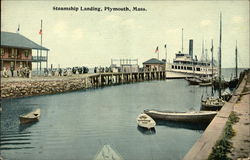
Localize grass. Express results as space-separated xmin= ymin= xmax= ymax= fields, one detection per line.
xmin=208 ymin=111 xmax=239 ymax=160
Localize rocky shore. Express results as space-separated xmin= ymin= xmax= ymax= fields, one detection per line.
xmin=0 ymin=74 xmax=95 ymax=99
xmin=1 ymin=71 xmax=166 ymax=99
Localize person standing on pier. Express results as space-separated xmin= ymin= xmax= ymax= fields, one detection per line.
xmin=10 ymin=66 xmax=14 ymax=77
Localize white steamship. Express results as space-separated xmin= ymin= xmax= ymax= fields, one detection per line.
xmin=166 ymin=39 xmax=218 ymax=79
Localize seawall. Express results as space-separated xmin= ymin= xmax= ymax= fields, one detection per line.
xmin=1 ymin=71 xmax=166 ymax=99
xmin=183 ymin=69 xmax=250 ymax=160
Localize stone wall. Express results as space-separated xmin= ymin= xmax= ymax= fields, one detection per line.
xmin=1 ymin=71 xmax=166 ymax=99
xmin=1 ymin=78 xmax=89 ymax=99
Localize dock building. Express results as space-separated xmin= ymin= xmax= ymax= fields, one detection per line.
xmin=0 ymin=31 xmax=49 ymax=74
xmin=143 ymin=58 xmax=166 ymax=72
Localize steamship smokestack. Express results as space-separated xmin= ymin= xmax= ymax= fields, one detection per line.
xmin=189 ymin=39 xmax=193 ymax=59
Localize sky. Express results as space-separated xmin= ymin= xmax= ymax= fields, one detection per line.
xmin=1 ymin=0 xmax=249 ymax=68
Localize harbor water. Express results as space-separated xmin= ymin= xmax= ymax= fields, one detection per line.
xmin=0 ymin=68 xmax=246 ymax=160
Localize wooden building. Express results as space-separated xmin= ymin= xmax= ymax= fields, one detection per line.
xmin=143 ymin=58 xmax=166 ymax=72
xmin=0 ymin=31 xmax=49 ymax=73
xmin=111 ymin=58 xmax=139 ymax=73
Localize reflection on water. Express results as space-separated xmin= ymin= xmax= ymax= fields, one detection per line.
xmin=155 ymin=120 xmax=208 ymax=131
xmin=1 ymin=70 xmax=237 ymax=160
xmin=0 ymin=130 xmax=34 ymax=150
xmin=19 ymin=122 xmax=38 ymax=132
xmin=137 ymin=126 xmax=156 ymax=135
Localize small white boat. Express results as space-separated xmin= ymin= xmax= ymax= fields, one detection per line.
xmin=136 ymin=113 xmax=156 ymax=129
xmin=19 ymin=108 xmax=40 ymax=124
xmin=94 ymin=144 xmax=124 ymax=160
xmin=201 ymin=97 xmax=225 ymax=111
xmin=144 ymin=109 xmax=217 ymax=123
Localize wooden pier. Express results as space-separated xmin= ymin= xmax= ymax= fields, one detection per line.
xmin=87 ymin=71 xmax=166 ymax=88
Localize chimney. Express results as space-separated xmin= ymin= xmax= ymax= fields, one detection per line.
xmin=189 ymin=39 xmax=193 ymax=59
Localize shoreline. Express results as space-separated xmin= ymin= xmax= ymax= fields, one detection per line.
xmin=1 ymin=71 xmax=166 ymax=99
xmin=183 ymin=69 xmax=250 ymax=160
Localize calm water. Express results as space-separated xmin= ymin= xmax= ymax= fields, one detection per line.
xmin=0 ymin=68 xmax=246 ymax=160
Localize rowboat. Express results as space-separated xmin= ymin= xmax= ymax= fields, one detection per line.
xmin=136 ymin=113 xmax=156 ymax=129
xmin=221 ymin=90 xmax=232 ymax=101
xmin=19 ymin=108 xmax=40 ymax=124
xmin=185 ymin=77 xmax=202 ymax=85
xmin=199 ymin=82 xmax=212 ymax=86
xmin=201 ymin=97 xmax=225 ymax=111
xmin=94 ymin=144 xmax=124 ymax=160
xmin=144 ymin=109 xmax=217 ymax=124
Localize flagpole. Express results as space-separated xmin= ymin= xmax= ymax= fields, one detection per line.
xmin=219 ymin=13 xmax=222 ymax=98
xmin=211 ymin=39 xmax=214 ymax=96
xmin=182 ymin=28 xmax=184 ymax=53
xmin=40 ymin=19 xmax=43 ymax=75
xmin=158 ymin=50 xmax=159 ymax=60
xmin=155 ymin=46 xmax=159 ymax=60
xmin=235 ymin=40 xmax=238 ymax=78
xmin=165 ymin=44 xmax=167 ymax=62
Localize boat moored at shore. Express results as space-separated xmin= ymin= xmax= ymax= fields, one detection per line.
xmin=136 ymin=113 xmax=156 ymax=129
xmin=201 ymin=97 xmax=225 ymax=111
xmin=144 ymin=109 xmax=217 ymax=124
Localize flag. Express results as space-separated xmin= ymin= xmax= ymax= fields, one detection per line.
xmin=39 ymin=29 xmax=42 ymax=35
xmin=155 ymin=46 xmax=159 ymax=53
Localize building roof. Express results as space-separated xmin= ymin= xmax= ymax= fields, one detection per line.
xmin=1 ymin=31 xmax=49 ymax=51
xmin=143 ymin=58 xmax=165 ymax=64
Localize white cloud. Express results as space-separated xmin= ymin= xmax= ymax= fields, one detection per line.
xmin=200 ymin=20 xmax=212 ymax=26
xmin=231 ymin=16 xmax=244 ymax=24
xmin=72 ymin=28 xmax=84 ymax=40
xmin=103 ymin=15 xmax=120 ymax=22
xmin=53 ymin=21 xmax=68 ymax=35
xmin=122 ymin=19 xmax=135 ymax=27
xmin=166 ymin=28 xmax=179 ymax=34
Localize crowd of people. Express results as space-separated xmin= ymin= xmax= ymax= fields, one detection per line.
xmin=43 ymin=66 xmax=89 ymax=77
xmin=94 ymin=66 xmax=113 ymax=73
xmin=2 ymin=65 xmax=148 ymax=78
xmin=2 ymin=67 xmax=32 ymax=78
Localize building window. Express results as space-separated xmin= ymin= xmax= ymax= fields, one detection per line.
xmin=11 ymin=49 xmax=17 ymax=58
xmin=24 ymin=50 xmax=30 ymax=57
xmin=1 ymin=48 xmax=4 ymax=56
